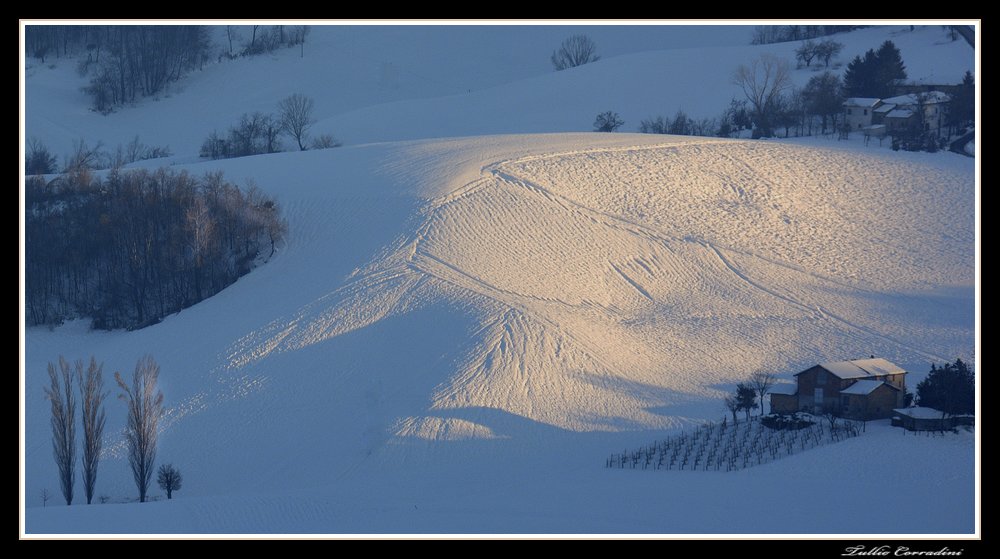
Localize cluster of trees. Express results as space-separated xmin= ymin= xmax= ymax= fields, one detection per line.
xmin=843 ymin=40 xmax=907 ymax=98
xmin=593 ymin=111 xmax=624 ymax=132
xmin=45 ymin=354 xmax=181 ymax=505
xmin=916 ymin=359 xmax=975 ymax=417
xmin=551 ymin=35 xmax=600 ymax=71
xmin=751 ymin=25 xmax=863 ymax=45
xmin=794 ymin=39 xmax=844 ymax=68
xmin=224 ymin=24 xmax=310 ymax=58
xmin=25 ymin=168 xmax=286 ymax=329
xmin=638 ymin=110 xmax=719 ymax=137
xmin=79 ymin=26 xmax=212 ymax=114
xmin=25 ymin=137 xmax=173 ymax=177
xmin=948 ymin=71 xmax=975 ymax=131
xmin=201 ymin=94 xmax=338 ymax=159
xmin=723 ymin=371 xmax=775 ymax=424
xmin=25 ymin=25 xmax=314 ymax=114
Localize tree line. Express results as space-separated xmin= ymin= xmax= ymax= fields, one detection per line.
xmin=25 ymin=25 xmax=311 ymax=114
xmin=26 ymin=168 xmax=286 ymax=329
xmin=45 ymin=354 xmax=182 ymax=505
xmin=200 ymin=94 xmax=339 ymax=160
xmin=750 ymin=25 xmax=863 ymax=45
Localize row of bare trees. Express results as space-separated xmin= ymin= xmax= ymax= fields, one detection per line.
xmin=45 ymin=355 xmax=180 ymax=505
xmin=26 ymin=168 xmax=286 ymax=329
xmin=200 ymin=94 xmax=338 ymax=160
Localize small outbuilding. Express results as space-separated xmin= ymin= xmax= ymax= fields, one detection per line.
xmin=892 ymin=406 xmax=974 ymax=431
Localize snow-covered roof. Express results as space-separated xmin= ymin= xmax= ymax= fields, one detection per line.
xmin=842 ymin=380 xmax=898 ymax=395
xmin=882 ymin=91 xmax=951 ymax=106
xmin=885 ymin=109 xmax=914 ymax=119
xmin=844 ymin=97 xmax=881 ymax=107
xmin=800 ymin=358 xmax=906 ymax=380
xmin=873 ymin=103 xmax=896 ymax=113
xmin=920 ymin=91 xmax=951 ymax=103
xmin=769 ymin=383 xmax=798 ymax=396
xmin=893 ymin=406 xmax=947 ymax=419
xmin=851 ymin=358 xmax=906 ymax=377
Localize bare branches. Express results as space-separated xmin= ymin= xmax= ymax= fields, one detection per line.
xmin=157 ymin=464 xmax=183 ymax=499
xmin=78 ymin=357 xmax=108 ymax=504
xmin=551 ymin=35 xmax=600 ymax=71
xmin=749 ymin=370 xmax=776 ymax=416
xmin=731 ymin=55 xmax=792 ymax=137
xmin=116 ymin=355 xmax=164 ymax=503
xmin=278 ymin=94 xmax=316 ymax=151
xmin=45 ymin=357 xmax=76 ymax=505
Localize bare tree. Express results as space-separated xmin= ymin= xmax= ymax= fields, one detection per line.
xmin=278 ymin=93 xmax=315 ymax=151
xmin=116 ymin=355 xmax=164 ymax=503
xmin=795 ymin=40 xmax=818 ymax=67
xmin=551 ymin=35 xmax=600 ymax=71
xmin=45 ymin=357 xmax=76 ymax=505
xmin=593 ymin=111 xmax=624 ymax=132
xmin=41 ymin=488 xmax=51 ymax=507
xmin=815 ymin=39 xmax=844 ymax=68
xmin=731 ymin=55 xmax=792 ymax=138
xmin=310 ymin=133 xmax=341 ymax=150
xmin=157 ymin=464 xmax=183 ymax=499
xmin=724 ymin=394 xmax=740 ymax=425
xmin=749 ymin=371 xmax=776 ymax=416
xmin=78 ymin=357 xmax=108 ymax=504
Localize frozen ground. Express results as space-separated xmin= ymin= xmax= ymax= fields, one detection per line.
xmin=23 ymin=133 xmax=975 ymax=534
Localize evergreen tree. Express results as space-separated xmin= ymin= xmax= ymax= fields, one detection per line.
xmin=948 ymin=71 xmax=975 ymax=130
xmin=916 ymin=359 xmax=974 ymax=416
xmin=873 ymin=40 xmax=907 ymax=98
xmin=736 ymin=382 xmax=758 ymax=421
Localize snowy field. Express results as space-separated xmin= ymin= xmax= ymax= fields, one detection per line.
xmin=25 ymin=25 xmax=973 ymax=158
xmin=23 ymin=134 xmax=975 ymax=534
xmin=22 ymin=24 xmax=976 ymax=535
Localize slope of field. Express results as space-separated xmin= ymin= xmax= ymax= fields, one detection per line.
xmin=23 ymin=133 xmax=975 ymax=534
xmin=24 ymin=25 xmax=973 ymax=157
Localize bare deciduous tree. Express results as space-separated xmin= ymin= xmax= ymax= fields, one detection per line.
xmin=551 ymin=35 xmax=600 ymax=71
xmin=795 ymin=39 xmax=818 ymax=67
xmin=45 ymin=357 xmax=76 ymax=505
xmin=116 ymin=355 xmax=164 ymax=503
xmin=593 ymin=111 xmax=624 ymax=132
xmin=731 ymin=55 xmax=792 ymax=138
xmin=41 ymin=488 xmax=51 ymax=507
xmin=278 ymin=94 xmax=316 ymax=151
xmin=749 ymin=370 xmax=776 ymax=416
xmin=157 ymin=464 xmax=183 ymax=499
xmin=78 ymin=357 xmax=108 ymax=504
xmin=724 ymin=394 xmax=740 ymax=425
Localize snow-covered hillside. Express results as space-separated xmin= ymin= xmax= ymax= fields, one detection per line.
xmin=24 ymin=133 xmax=974 ymax=534
xmin=25 ymin=25 xmax=973 ymax=157
xmin=22 ymin=23 xmax=977 ymax=535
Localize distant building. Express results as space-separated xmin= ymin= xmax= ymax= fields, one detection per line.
xmin=880 ymin=92 xmax=950 ymax=137
xmin=843 ymin=91 xmax=950 ymax=139
xmin=768 ymin=358 xmax=907 ymax=420
xmin=892 ymin=406 xmax=975 ymax=431
xmin=843 ymin=98 xmax=881 ymax=131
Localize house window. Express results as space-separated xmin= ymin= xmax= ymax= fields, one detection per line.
xmin=842 ymin=395 xmax=850 ymax=409
xmin=858 ymin=124 xmax=862 ymax=129
xmin=814 ymin=388 xmax=823 ymax=404
xmin=847 ymin=109 xmax=853 ymax=115
xmin=816 ymin=371 xmax=827 ymax=385
xmin=864 ymin=109 xmax=868 ymax=115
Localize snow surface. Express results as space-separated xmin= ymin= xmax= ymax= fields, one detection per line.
xmin=25 ymin=25 xmax=973 ymax=158
xmin=23 ymin=133 xmax=974 ymax=534
xmin=22 ymin=24 xmax=976 ymax=535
